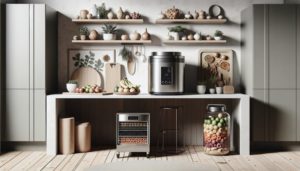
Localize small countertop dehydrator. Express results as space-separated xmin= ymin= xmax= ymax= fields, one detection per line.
xmin=116 ymin=113 xmax=150 ymax=158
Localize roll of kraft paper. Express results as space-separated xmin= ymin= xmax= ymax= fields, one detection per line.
xmin=76 ymin=122 xmax=91 ymax=152
xmin=59 ymin=117 xmax=75 ymax=154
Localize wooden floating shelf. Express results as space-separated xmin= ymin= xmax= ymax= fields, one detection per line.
xmin=163 ymin=40 xmax=227 ymax=44
xmin=155 ymin=19 xmax=227 ymax=24
xmin=72 ymin=19 xmax=144 ymax=24
xmin=72 ymin=40 xmax=152 ymax=44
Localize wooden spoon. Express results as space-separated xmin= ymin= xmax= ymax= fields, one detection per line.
xmin=127 ymin=56 xmax=136 ymax=75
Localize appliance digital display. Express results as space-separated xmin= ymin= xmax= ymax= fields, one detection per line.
xmin=128 ymin=116 xmax=139 ymax=120
xmin=161 ymin=67 xmax=173 ymax=85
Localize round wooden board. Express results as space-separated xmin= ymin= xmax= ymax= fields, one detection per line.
xmin=114 ymin=91 xmax=140 ymax=95
xmin=71 ymin=67 xmax=101 ymax=88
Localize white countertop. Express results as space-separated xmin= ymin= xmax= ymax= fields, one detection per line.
xmin=47 ymin=93 xmax=248 ymax=99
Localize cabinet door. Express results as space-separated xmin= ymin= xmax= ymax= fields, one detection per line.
xmin=253 ymin=5 xmax=267 ymax=89
xmin=297 ymin=6 xmax=300 ymax=89
xmin=298 ymin=91 xmax=300 ymax=141
xmin=251 ymin=90 xmax=268 ymax=141
xmin=268 ymin=90 xmax=297 ymax=141
xmin=5 ymin=90 xmax=30 ymax=141
xmin=5 ymin=4 xmax=30 ymax=89
xmin=34 ymin=4 xmax=46 ymax=89
xmin=268 ymin=5 xmax=297 ymax=89
xmin=34 ymin=90 xmax=46 ymax=141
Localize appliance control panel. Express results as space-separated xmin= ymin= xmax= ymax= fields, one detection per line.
xmin=161 ymin=67 xmax=173 ymax=85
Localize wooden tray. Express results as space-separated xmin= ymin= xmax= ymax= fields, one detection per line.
xmin=62 ymin=92 xmax=103 ymax=95
xmin=70 ymin=67 xmax=101 ymax=88
xmin=114 ymin=91 xmax=140 ymax=95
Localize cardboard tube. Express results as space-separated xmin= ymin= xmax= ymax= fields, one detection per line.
xmin=76 ymin=122 xmax=91 ymax=152
xmin=59 ymin=117 xmax=75 ymax=154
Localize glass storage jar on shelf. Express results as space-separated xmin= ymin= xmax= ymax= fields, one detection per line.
xmin=203 ymin=104 xmax=230 ymax=155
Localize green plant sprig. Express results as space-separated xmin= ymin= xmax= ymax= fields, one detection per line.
xmin=68 ymin=80 xmax=77 ymax=84
xmin=79 ymin=26 xmax=89 ymax=35
xmin=102 ymin=24 xmax=118 ymax=34
xmin=97 ymin=3 xmax=109 ymax=19
xmin=214 ymin=30 xmax=223 ymax=37
xmin=168 ymin=25 xmax=186 ymax=33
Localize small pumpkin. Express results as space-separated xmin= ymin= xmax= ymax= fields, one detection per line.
xmin=130 ymin=31 xmax=141 ymax=40
xmin=89 ymin=30 xmax=98 ymax=40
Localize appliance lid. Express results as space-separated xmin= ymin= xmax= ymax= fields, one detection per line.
xmin=151 ymin=51 xmax=182 ymax=56
xmin=149 ymin=51 xmax=185 ymax=62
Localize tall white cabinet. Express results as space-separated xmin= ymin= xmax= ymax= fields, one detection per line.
xmin=4 ymin=4 xmax=57 ymax=141
xmin=242 ymin=4 xmax=300 ymax=142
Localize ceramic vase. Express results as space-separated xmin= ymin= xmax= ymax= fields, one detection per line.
xmin=103 ymin=33 xmax=116 ymax=40
xmin=117 ymin=7 xmax=124 ymax=19
xmin=87 ymin=13 xmax=93 ymax=19
xmin=107 ymin=12 xmax=114 ymax=19
xmin=187 ymin=34 xmax=194 ymax=40
xmin=194 ymin=33 xmax=201 ymax=40
xmin=185 ymin=11 xmax=192 ymax=19
xmin=80 ymin=35 xmax=87 ymax=40
xmin=121 ymin=34 xmax=129 ymax=40
xmin=141 ymin=28 xmax=150 ymax=40
xmin=169 ymin=32 xmax=179 ymax=40
xmin=80 ymin=10 xmax=88 ymax=19
xmin=214 ymin=36 xmax=223 ymax=40
xmin=158 ymin=11 xmax=165 ymax=19
xmin=125 ymin=15 xmax=131 ymax=19
xmin=90 ymin=4 xmax=97 ymax=16
xmin=73 ymin=35 xmax=79 ymax=40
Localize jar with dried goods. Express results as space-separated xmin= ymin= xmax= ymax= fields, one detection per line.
xmin=203 ymin=104 xmax=230 ymax=155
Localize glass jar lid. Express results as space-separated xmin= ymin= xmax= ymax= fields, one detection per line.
xmin=207 ymin=104 xmax=226 ymax=112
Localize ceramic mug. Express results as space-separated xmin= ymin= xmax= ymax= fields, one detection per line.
xmin=66 ymin=83 xmax=77 ymax=93
xmin=197 ymin=85 xmax=206 ymax=94
xmin=216 ymin=87 xmax=223 ymax=94
xmin=209 ymin=88 xmax=216 ymax=94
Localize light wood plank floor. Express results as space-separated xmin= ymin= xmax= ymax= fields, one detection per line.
xmin=0 ymin=146 xmax=300 ymax=171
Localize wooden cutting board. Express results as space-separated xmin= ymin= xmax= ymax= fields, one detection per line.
xmin=71 ymin=67 xmax=101 ymax=88
xmin=199 ymin=49 xmax=233 ymax=86
xmin=104 ymin=63 xmax=121 ymax=92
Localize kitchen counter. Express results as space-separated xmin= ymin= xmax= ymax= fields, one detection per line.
xmin=48 ymin=93 xmax=246 ymax=99
xmin=47 ymin=93 xmax=250 ymax=155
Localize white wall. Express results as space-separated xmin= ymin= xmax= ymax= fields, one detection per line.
xmin=17 ymin=0 xmax=284 ymax=93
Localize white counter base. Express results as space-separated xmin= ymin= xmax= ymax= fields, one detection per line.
xmin=47 ymin=93 xmax=250 ymax=155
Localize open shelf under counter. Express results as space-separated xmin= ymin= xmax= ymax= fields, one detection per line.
xmin=72 ymin=40 xmax=152 ymax=44
xmin=46 ymin=93 xmax=250 ymax=155
xmin=155 ymin=18 xmax=227 ymax=24
xmin=163 ymin=40 xmax=227 ymax=44
xmin=72 ymin=19 xmax=144 ymax=24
